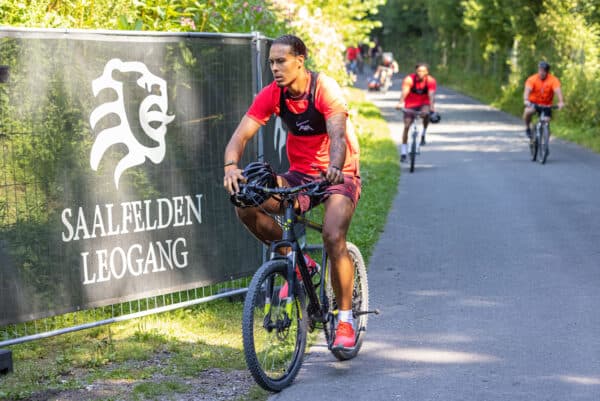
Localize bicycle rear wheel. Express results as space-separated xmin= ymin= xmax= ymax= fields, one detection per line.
xmin=328 ymin=242 xmax=369 ymax=361
xmin=242 ymin=259 xmax=308 ymax=392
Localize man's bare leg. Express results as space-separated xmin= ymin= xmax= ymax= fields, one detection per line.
xmin=323 ymin=194 xmax=355 ymax=311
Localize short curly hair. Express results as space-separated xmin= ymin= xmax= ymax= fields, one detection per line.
xmin=272 ymin=35 xmax=308 ymax=58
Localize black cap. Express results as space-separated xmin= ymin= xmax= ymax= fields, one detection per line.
xmin=538 ymin=61 xmax=550 ymax=72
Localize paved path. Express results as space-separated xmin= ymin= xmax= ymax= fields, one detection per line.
xmin=270 ymin=76 xmax=600 ymax=401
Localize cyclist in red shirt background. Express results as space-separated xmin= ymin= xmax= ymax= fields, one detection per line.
xmin=223 ymin=35 xmax=361 ymax=350
xmin=395 ymin=63 xmax=437 ymax=162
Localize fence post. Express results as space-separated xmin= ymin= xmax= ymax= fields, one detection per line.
xmin=252 ymin=31 xmax=264 ymax=163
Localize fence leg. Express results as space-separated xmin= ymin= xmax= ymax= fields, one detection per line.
xmin=0 ymin=349 xmax=13 ymax=375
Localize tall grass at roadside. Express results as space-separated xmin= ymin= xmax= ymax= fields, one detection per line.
xmin=0 ymin=87 xmax=399 ymax=401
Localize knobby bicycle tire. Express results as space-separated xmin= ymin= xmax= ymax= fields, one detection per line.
xmin=242 ymin=259 xmax=308 ymax=392
xmin=326 ymin=242 xmax=369 ymax=361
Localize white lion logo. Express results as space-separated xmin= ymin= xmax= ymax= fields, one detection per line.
xmin=89 ymin=59 xmax=175 ymax=189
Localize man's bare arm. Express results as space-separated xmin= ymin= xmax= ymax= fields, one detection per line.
xmin=223 ymin=115 xmax=261 ymax=194
xmin=396 ymin=80 xmax=411 ymax=109
xmin=555 ymin=87 xmax=565 ymax=109
xmin=523 ymin=86 xmax=532 ymax=105
xmin=428 ymin=90 xmax=436 ymax=111
xmin=326 ymin=112 xmax=347 ymax=184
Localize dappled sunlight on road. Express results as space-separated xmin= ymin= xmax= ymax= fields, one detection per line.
xmin=555 ymin=375 xmax=600 ymax=385
xmin=396 ymin=333 xmax=474 ymax=344
xmin=368 ymin=345 xmax=500 ymax=364
xmin=438 ymin=103 xmax=497 ymax=111
xmin=407 ymin=289 xmax=457 ymax=297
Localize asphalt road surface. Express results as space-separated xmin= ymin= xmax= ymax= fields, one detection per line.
xmin=270 ymin=76 xmax=600 ymax=401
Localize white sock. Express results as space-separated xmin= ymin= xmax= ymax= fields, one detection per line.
xmin=338 ymin=309 xmax=354 ymax=326
xmin=401 ymin=144 xmax=407 ymax=155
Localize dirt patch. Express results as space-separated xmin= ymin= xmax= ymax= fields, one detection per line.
xmin=15 ymin=368 xmax=256 ymax=401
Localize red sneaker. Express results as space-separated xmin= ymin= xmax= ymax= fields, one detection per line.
xmin=333 ymin=321 xmax=356 ymax=349
xmin=278 ymin=254 xmax=320 ymax=299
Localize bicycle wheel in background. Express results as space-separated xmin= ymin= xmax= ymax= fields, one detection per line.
xmin=530 ymin=125 xmax=539 ymax=162
xmin=539 ymin=124 xmax=550 ymax=164
xmin=242 ymin=259 xmax=308 ymax=392
xmin=327 ymin=242 xmax=369 ymax=361
xmin=409 ymin=135 xmax=417 ymax=173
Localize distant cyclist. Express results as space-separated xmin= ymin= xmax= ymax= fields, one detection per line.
xmin=395 ymin=63 xmax=437 ymax=162
xmin=523 ymin=61 xmax=564 ymax=138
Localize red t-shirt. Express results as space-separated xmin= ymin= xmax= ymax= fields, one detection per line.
xmin=247 ymin=72 xmax=360 ymax=176
xmin=403 ymin=74 xmax=437 ymax=108
xmin=346 ymin=47 xmax=359 ymax=61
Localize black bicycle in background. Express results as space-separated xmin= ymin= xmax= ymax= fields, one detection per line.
xmin=528 ymin=102 xmax=559 ymax=164
xmin=238 ymin=180 xmax=376 ymax=392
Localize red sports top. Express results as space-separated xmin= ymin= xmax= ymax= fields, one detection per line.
xmin=402 ymin=74 xmax=437 ymax=108
xmin=247 ymin=72 xmax=360 ymax=176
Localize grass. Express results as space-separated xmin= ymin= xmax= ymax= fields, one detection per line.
xmin=0 ymin=87 xmax=399 ymax=401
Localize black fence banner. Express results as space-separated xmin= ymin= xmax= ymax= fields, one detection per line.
xmin=0 ymin=29 xmax=277 ymax=325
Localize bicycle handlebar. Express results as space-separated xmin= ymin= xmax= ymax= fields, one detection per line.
xmin=242 ymin=179 xmax=330 ymax=198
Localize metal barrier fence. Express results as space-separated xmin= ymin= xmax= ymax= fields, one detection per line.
xmin=0 ymin=28 xmax=284 ymax=347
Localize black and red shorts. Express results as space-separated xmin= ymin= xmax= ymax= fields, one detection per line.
xmin=279 ymin=170 xmax=361 ymax=213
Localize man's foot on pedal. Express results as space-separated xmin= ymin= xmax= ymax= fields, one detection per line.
xmin=332 ymin=322 xmax=356 ymax=349
xmin=400 ymin=154 xmax=407 ymax=163
xmin=420 ymin=136 xmax=426 ymax=146
xmin=278 ymin=254 xmax=320 ymax=299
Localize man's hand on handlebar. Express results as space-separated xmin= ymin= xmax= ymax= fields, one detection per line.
xmin=223 ymin=165 xmax=245 ymax=195
xmin=325 ymin=165 xmax=344 ymax=185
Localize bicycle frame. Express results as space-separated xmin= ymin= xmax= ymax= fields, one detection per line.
xmin=266 ymin=201 xmax=330 ymax=325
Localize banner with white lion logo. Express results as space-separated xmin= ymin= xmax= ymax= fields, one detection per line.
xmin=0 ymin=29 xmax=284 ymax=325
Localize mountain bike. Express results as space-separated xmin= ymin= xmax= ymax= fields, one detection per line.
xmin=240 ymin=180 xmax=376 ymax=392
xmin=403 ymin=108 xmax=426 ymax=173
xmin=528 ymin=103 xmax=558 ymax=164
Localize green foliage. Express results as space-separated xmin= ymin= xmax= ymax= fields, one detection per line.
xmin=378 ymin=0 xmax=600 ymax=146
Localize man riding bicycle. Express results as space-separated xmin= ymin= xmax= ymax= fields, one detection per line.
xmin=523 ymin=61 xmax=564 ymax=138
xmin=223 ymin=35 xmax=361 ymax=350
xmin=395 ymin=63 xmax=437 ymax=162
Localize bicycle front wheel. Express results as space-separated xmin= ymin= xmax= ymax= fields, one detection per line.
xmin=539 ymin=124 xmax=550 ymax=164
xmin=530 ymin=125 xmax=539 ymax=162
xmin=409 ymin=137 xmax=417 ymax=173
xmin=242 ymin=259 xmax=308 ymax=392
xmin=329 ymin=242 xmax=369 ymax=361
